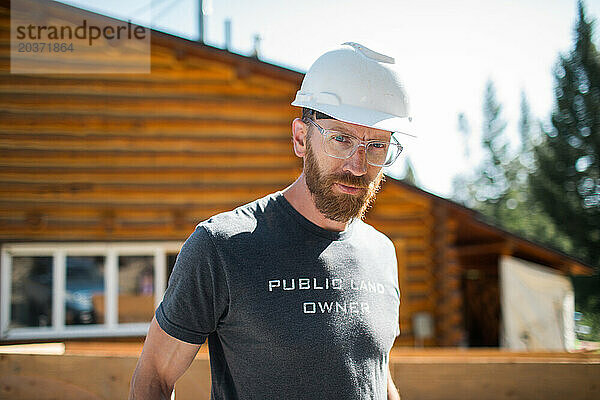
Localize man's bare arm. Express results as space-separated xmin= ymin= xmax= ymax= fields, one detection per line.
xmin=388 ymin=366 xmax=401 ymax=400
xmin=129 ymin=316 xmax=201 ymax=400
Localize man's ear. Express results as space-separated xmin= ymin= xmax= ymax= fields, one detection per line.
xmin=291 ymin=118 xmax=308 ymax=157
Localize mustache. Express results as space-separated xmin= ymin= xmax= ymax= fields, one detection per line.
xmin=326 ymin=171 xmax=376 ymax=188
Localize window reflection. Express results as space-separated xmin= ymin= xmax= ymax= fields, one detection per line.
xmin=66 ymin=256 xmax=105 ymax=325
xmin=10 ymin=256 xmax=53 ymax=328
xmin=118 ymin=255 xmax=154 ymax=323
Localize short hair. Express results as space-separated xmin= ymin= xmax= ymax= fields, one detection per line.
xmin=302 ymin=108 xmax=334 ymax=124
xmin=302 ymin=108 xmax=335 ymax=138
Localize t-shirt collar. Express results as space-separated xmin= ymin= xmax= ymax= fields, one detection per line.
xmin=273 ymin=191 xmax=356 ymax=241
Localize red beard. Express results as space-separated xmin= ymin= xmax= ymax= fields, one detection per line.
xmin=304 ymin=137 xmax=385 ymax=223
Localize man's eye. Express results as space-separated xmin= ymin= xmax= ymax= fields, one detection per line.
xmin=371 ymin=142 xmax=387 ymax=149
xmin=333 ymin=134 xmax=350 ymax=143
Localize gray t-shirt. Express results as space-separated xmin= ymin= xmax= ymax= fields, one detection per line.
xmin=156 ymin=192 xmax=400 ymax=399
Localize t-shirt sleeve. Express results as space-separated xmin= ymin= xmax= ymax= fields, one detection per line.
xmin=156 ymin=225 xmax=229 ymax=345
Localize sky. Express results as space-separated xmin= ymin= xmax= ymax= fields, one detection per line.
xmin=57 ymin=0 xmax=600 ymax=199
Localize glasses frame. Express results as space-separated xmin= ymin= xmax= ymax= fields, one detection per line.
xmin=306 ymin=118 xmax=403 ymax=167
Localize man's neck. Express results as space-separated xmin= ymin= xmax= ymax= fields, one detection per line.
xmin=281 ymin=174 xmax=350 ymax=232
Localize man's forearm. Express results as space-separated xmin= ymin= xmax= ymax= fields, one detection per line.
xmin=387 ymin=367 xmax=401 ymax=400
xmin=129 ymin=363 xmax=173 ymax=400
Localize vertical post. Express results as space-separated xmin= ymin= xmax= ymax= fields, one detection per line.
xmin=154 ymin=248 xmax=166 ymax=308
xmin=53 ymin=250 xmax=66 ymax=332
xmin=106 ymin=249 xmax=118 ymax=328
xmin=198 ymin=0 xmax=204 ymax=43
xmin=1 ymin=248 xmax=12 ymax=337
xmin=251 ymin=34 xmax=261 ymax=58
xmin=224 ymin=19 xmax=231 ymax=50
xmin=433 ymin=205 xmax=465 ymax=346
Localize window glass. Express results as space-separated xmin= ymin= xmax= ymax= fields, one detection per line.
xmin=118 ymin=255 xmax=154 ymax=323
xmin=65 ymin=256 xmax=105 ymax=325
xmin=10 ymin=256 xmax=53 ymax=328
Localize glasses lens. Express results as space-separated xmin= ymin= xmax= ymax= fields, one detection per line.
xmin=366 ymin=142 xmax=391 ymax=166
xmin=321 ymin=126 xmax=403 ymax=167
xmin=367 ymin=141 xmax=402 ymax=167
xmin=323 ymin=132 xmax=357 ymax=158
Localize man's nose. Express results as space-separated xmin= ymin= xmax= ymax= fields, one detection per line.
xmin=342 ymin=145 xmax=368 ymax=176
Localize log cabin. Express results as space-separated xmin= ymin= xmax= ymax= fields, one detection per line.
xmin=0 ymin=0 xmax=593 ymax=347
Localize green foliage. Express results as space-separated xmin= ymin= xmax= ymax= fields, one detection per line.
xmin=452 ymin=81 xmax=507 ymax=210
xmin=476 ymin=81 xmax=510 ymax=210
xmin=577 ymin=312 xmax=600 ymax=342
xmin=452 ymin=0 xmax=600 ymax=345
xmin=453 ymin=1 xmax=599 ymax=270
xmin=452 ymin=84 xmax=573 ymax=254
xmin=572 ymin=274 xmax=600 ymax=341
xmin=530 ymin=1 xmax=600 ymax=269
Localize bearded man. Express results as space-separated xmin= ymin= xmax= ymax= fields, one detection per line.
xmin=130 ymin=42 xmax=411 ymax=400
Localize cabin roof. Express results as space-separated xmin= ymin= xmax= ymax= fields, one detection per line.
xmin=388 ymin=178 xmax=595 ymax=274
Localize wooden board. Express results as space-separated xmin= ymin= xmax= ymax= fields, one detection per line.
xmin=1 ymin=351 xmax=598 ymax=400
xmin=391 ymin=361 xmax=600 ymax=400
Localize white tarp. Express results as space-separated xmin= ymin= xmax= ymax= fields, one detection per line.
xmin=500 ymin=256 xmax=575 ymax=351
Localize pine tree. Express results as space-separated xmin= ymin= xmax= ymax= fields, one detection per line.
xmin=495 ymin=93 xmax=574 ymax=251
xmin=452 ymin=112 xmax=476 ymax=208
xmin=502 ymin=93 xmax=536 ymax=216
xmin=530 ymin=1 xmax=600 ymax=268
xmin=452 ymin=86 xmax=574 ymax=254
xmin=459 ymin=80 xmax=510 ymax=221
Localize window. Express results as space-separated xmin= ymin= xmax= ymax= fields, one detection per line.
xmin=118 ymin=255 xmax=154 ymax=324
xmin=66 ymin=256 xmax=105 ymax=326
xmin=10 ymin=256 xmax=53 ymax=329
xmin=1 ymin=242 xmax=181 ymax=340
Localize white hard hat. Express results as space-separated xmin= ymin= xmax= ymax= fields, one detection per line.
xmin=291 ymin=42 xmax=412 ymax=135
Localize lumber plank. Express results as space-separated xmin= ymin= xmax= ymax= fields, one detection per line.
xmin=0 ymin=167 xmax=300 ymax=185
xmin=0 ymin=93 xmax=296 ymax=120
xmin=0 ymin=150 xmax=297 ymax=168
xmin=0 ymin=133 xmax=293 ymax=153
xmin=0 ymin=75 xmax=297 ymax=98
xmin=0 ymin=111 xmax=293 ymax=138
xmin=0 ymin=354 xmax=136 ymax=399
xmin=0 ymin=184 xmax=282 ymax=206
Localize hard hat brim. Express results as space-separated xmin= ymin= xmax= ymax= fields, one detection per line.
xmin=291 ymin=100 xmax=413 ymax=137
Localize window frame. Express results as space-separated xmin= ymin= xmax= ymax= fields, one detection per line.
xmin=1 ymin=241 xmax=182 ymax=341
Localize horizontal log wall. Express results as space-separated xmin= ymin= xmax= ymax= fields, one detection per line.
xmin=0 ymin=2 xmax=303 ymax=242
xmin=369 ymin=183 xmax=435 ymax=346
xmin=0 ymin=1 xmax=440 ymax=347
